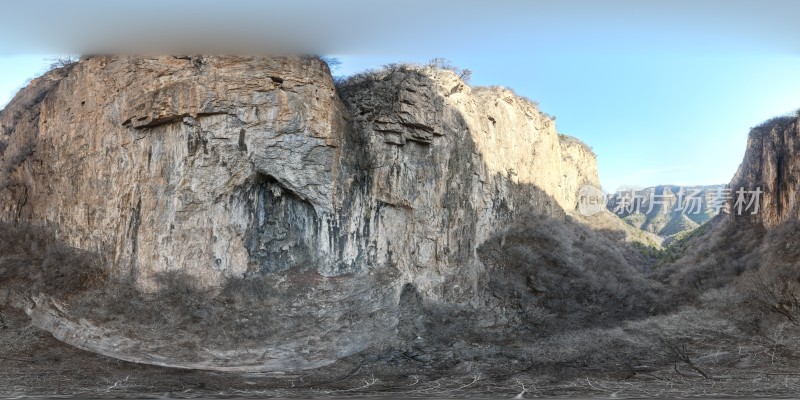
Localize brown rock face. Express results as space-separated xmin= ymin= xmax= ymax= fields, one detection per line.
xmin=729 ymin=115 xmax=800 ymax=228
xmin=0 ymin=56 xmax=599 ymax=371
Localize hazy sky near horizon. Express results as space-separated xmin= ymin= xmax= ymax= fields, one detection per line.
xmin=1 ymin=0 xmax=799 ymax=191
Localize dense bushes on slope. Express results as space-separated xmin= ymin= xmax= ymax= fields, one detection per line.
xmin=477 ymin=213 xmax=665 ymax=334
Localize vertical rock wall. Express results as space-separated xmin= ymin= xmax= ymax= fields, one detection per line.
xmin=728 ymin=115 xmax=800 ymax=228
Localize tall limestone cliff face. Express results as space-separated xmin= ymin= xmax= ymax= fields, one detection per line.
xmin=559 ymin=134 xmax=600 ymax=210
xmin=336 ymin=70 xmax=600 ymax=299
xmin=729 ymin=114 xmax=800 ymax=228
xmin=0 ymin=56 xmax=598 ymax=370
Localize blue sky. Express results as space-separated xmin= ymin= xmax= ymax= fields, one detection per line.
xmin=0 ymin=55 xmax=59 ymax=107
xmin=2 ymin=1 xmax=799 ymax=192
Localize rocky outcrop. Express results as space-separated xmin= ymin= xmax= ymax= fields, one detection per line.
xmin=0 ymin=56 xmax=600 ymax=371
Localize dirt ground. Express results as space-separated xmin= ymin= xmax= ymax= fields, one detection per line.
xmin=4 ymin=307 xmax=800 ymax=398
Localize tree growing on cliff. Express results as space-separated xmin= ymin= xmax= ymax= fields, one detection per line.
xmin=319 ymin=56 xmax=341 ymax=72
xmin=47 ymin=56 xmax=78 ymax=70
xmin=426 ymin=58 xmax=472 ymax=84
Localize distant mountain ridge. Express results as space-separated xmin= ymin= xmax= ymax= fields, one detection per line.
xmin=606 ymin=184 xmax=726 ymax=238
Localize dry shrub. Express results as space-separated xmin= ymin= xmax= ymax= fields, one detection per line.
xmin=0 ymin=220 xmax=330 ymax=348
xmin=716 ymin=220 xmax=800 ymax=330
xmin=658 ymin=216 xmax=765 ymax=301
xmin=66 ymin=268 xmax=323 ymax=346
xmin=753 ymin=114 xmax=797 ymax=131
xmin=0 ymin=223 xmax=226 ymax=341
xmin=528 ymin=326 xmax=652 ymax=371
xmin=334 ymin=62 xmax=422 ymax=98
xmin=335 ymin=60 xmax=472 ymax=100
xmin=47 ymin=56 xmax=78 ymax=71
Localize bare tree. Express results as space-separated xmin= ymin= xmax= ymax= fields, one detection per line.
xmin=458 ymin=68 xmax=472 ymax=84
xmin=319 ymin=56 xmax=341 ymax=72
xmin=427 ymin=58 xmax=472 ymax=84
xmin=659 ymin=338 xmax=709 ymax=379
xmin=743 ymin=266 xmax=800 ymax=326
xmin=48 ymin=56 xmax=79 ymax=70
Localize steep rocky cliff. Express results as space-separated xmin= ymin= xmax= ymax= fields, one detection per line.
xmin=0 ymin=56 xmax=606 ymax=371
xmin=559 ymin=133 xmax=600 ymax=210
xmin=729 ymin=114 xmax=800 ymax=228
